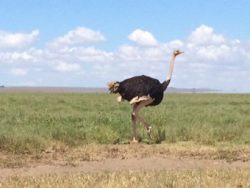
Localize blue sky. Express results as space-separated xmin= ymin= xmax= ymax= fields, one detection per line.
xmin=0 ymin=0 xmax=250 ymax=92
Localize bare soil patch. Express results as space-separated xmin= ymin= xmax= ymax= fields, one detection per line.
xmin=0 ymin=143 xmax=249 ymax=178
xmin=0 ymin=157 xmax=249 ymax=178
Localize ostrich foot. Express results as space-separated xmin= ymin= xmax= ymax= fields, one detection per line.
xmin=130 ymin=137 xmax=139 ymax=144
xmin=146 ymin=126 xmax=152 ymax=133
xmin=146 ymin=126 xmax=153 ymax=139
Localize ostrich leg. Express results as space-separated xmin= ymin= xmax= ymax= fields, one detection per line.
xmin=137 ymin=115 xmax=152 ymax=136
xmin=131 ymin=98 xmax=154 ymax=142
xmin=131 ymin=103 xmax=139 ymax=143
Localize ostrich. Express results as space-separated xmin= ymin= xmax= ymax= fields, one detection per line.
xmin=108 ymin=49 xmax=184 ymax=143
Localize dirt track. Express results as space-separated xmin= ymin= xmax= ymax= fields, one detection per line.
xmin=1 ymin=143 xmax=249 ymax=178
xmin=0 ymin=157 xmax=249 ymax=178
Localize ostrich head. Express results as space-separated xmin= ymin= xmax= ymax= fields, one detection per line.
xmin=107 ymin=81 xmax=120 ymax=93
xmin=173 ymin=49 xmax=184 ymax=57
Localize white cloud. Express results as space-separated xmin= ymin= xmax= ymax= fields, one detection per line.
xmin=184 ymin=26 xmax=249 ymax=64
xmin=117 ymin=45 xmax=140 ymax=60
xmin=0 ymin=51 xmax=35 ymax=63
xmin=10 ymin=68 xmax=28 ymax=76
xmin=117 ymin=45 xmax=166 ymax=62
xmin=49 ymin=27 xmax=105 ymax=48
xmin=64 ymin=47 xmax=114 ymax=62
xmin=168 ymin=40 xmax=184 ymax=48
xmin=0 ymin=30 xmax=39 ymax=49
xmin=128 ymin=29 xmax=158 ymax=46
xmin=188 ymin=25 xmax=225 ymax=45
xmin=55 ymin=61 xmax=81 ymax=72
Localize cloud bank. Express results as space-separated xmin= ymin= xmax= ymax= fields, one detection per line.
xmin=0 ymin=30 xmax=39 ymax=49
xmin=0 ymin=25 xmax=249 ymax=92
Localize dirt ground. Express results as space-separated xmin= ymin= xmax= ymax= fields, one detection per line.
xmin=0 ymin=143 xmax=249 ymax=178
xmin=0 ymin=157 xmax=250 ymax=178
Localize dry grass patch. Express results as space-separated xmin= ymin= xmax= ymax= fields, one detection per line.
xmin=0 ymin=169 xmax=249 ymax=188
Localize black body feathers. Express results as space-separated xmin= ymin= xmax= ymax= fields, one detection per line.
xmin=115 ymin=75 xmax=171 ymax=106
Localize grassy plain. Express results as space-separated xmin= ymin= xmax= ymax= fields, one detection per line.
xmin=0 ymin=93 xmax=250 ymax=187
xmin=0 ymin=93 xmax=249 ymax=154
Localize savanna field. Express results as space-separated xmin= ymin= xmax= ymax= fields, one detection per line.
xmin=0 ymin=93 xmax=250 ymax=187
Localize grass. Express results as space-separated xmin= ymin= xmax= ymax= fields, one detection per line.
xmin=0 ymin=169 xmax=249 ymax=188
xmin=0 ymin=93 xmax=250 ymax=154
xmin=0 ymin=93 xmax=249 ymax=187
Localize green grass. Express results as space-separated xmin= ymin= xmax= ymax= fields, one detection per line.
xmin=0 ymin=93 xmax=250 ymax=154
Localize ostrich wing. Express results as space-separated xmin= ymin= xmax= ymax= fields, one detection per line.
xmin=118 ymin=75 xmax=161 ymax=101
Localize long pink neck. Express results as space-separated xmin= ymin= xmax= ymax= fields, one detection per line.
xmin=166 ymin=55 xmax=176 ymax=81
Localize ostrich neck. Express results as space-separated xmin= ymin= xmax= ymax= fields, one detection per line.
xmin=166 ymin=55 xmax=176 ymax=81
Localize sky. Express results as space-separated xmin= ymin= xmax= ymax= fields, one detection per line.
xmin=0 ymin=0 xmax=250 ymax=92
